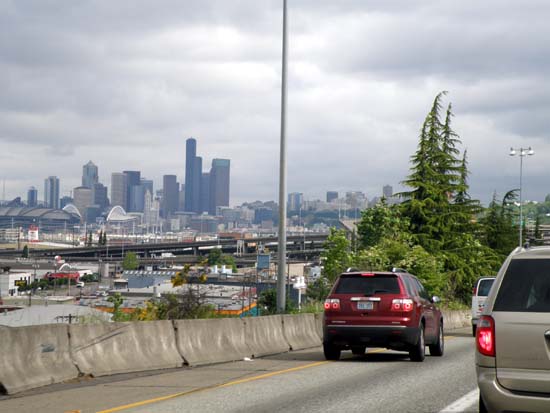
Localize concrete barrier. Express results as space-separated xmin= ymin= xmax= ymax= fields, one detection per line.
xmin=282 ymin=314 xmax=322 ymax=350
xmin=244 ymin=315 xmax=290 ymax=358
xmin=174 ymin=318 xmax=251 ymax=366
xmin=69 ymin=320 xmax=183 ymax=377
xmin=442 ymin=310 xmax=471 ymax=331
xmin=0 ymin=324 xmax=79 ymax=394
xmin=314 ymin=312 xmax=324 ymax=340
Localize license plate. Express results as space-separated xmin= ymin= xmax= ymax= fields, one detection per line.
xmin=357 ymin=301 xmax=373 ymax=310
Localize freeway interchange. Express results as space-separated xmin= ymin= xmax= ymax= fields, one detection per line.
xmin=0 ymin=327 xmax=479 ymax=413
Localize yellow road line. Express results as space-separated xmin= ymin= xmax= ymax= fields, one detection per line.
xmin=96 ymin=360 xmax=330 ymax=413
xmin=96 ymin=338 xmax=457 ymax=413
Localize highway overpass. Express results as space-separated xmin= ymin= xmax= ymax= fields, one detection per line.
xmin=0 ymin=234 xmax=329 ymax=261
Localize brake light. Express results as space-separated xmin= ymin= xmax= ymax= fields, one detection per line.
xmin=361 ymin=272 xmax=375 ymax=277
xmin=324 ymin=298 xmax=340 ymax=311
xmin=391 ymin=299 xmax=414 ymax=312
xmin=476 ymin=315 xmax=495 ymax=357
xmin=473 ymin=286 xmax=477 ymax=295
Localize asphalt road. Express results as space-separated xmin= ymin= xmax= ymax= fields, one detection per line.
xmin=0 ymin=327 xmax=478 ymax=413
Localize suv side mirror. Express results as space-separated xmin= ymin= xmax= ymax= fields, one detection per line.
xmin=432 ymin=296 xmax=440 ymax=304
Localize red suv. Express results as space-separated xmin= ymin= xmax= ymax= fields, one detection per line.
xmin=323 ymin=269 xmax=444 ymax=361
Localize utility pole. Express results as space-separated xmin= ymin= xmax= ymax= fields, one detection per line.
xmin=277 ymin=0 xmax=288 ymax=314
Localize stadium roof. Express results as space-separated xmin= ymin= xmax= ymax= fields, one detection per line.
xmin=0 ymin=207 xmax=80 ymax=221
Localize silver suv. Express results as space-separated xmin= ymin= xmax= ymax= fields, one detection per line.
xmin=476 ymin=246 xmax=550 ymax=412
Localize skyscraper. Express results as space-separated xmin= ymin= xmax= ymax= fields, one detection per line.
xmin=184 ymin=138 xmax=202 ymax=213
xmin=92 ymin=183 xmax=109 ymax=210
xmin=162 ymin=175 xmax=179 ymax=218
xmin=200 ymin=173 xmax=210 ymax=214
xmin=287 ymin=192 xmax=303 ymax=212
xmin=383 ymin=185 xmax=393 ymax=199
xmin=82 ymin=161 xmax=98 ymax=188
xmin=209 ymin=159 xmax=230 ymax=215
xmin=27 ymin=187 xmax=38 ymax=207
xmin=326 ymin=191 xmax=338 ymax=203
xmin=111 ymin=172 xmax=127 ymax=210
xmin=123 ymin=171 xmax=141 ymax=212
xmin=73 ymin=186 xmax=93 ymax=218
xmin=185 ymin=138 xmax=197 ymax=212
xmin=44 ymin=176 xmax=60 ymax=209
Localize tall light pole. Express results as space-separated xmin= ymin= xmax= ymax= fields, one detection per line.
xmin=277 ymin=0 xmax=288 ymax=313
xmin=509 ymin=146 xmax=534 ymax=247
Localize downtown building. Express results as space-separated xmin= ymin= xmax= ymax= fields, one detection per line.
xmin=44 ymin=176 xmax=60 ymax=209
xmin=184 ymin=137 xmax=231 ymax=216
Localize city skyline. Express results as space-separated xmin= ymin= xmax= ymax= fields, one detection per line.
xmin=2 ymin=1 xmax=550 ymax=206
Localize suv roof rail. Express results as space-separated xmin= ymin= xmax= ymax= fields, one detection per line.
xmin=392 ymin=267 xmax=407 ymax=273
xmin=345 ymin=267 xmax=360 ymax=273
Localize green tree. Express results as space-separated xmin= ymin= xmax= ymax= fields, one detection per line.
xmin=22 ymin=245 xmax=29 ymax=258
xmin=207 ymin=248 xmax=223 ymax=266
xmin=107 ymin=293 xmax=125 ymax=321
xmin=322 ymin=228 xmax=352 ymax=283
xmin=122 ymin=252 xmax=139 ymax=270
xmin=306 ymin=278 xmax=332 ymax=302
xmin=258 ymin=288 xmax=277 ymax=315
xmin=356 ymin=200 xmax=409 ymax=249
xmin=479 ymin=191 xmax=518 ymax=257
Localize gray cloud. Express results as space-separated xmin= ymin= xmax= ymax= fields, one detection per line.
xmin=1 ymin=0 xmax=550 ymax=206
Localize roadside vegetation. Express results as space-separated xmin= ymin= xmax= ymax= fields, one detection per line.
xmin=310 ymin=92 xmax=525 ymax=307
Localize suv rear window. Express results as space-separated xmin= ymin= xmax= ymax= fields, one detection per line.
xmin=493 ymin=259 xmax=550 ymax=312
xmin=334 ymin=274 xmax=400 ymax=295
xmin=477 ymin=278 xmax=494 ymax=296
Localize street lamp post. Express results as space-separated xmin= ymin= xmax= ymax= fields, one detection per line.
xmin=509 ymin=147 xmax=535 ymax=247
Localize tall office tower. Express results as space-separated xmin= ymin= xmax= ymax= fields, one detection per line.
xmin=184 ymin=138 xmax=196 ymax=212
xmin=111 ymin=172 xmax=128 ymax=210
xmin=178 ymin=184 xmax=185 ymax=211
xmin=92 ymin=183 xmax=109 ymax=210
xmin=200 ymin=173 xmax=210 ymax=214
xmin=162 ymin=175 xmax=179 ymax=218
xmin=140 ymin=179 xmax=154 ymax=199
xmin=73 ymin=186 xmax=93 ymax=218
xmin=44 ymin=176 xmax=60 ymax=209
xmin=123 ymin=171 xmax=141 ymax=212
xmin=184 ymin=137 xmax=202 ymax=213
xmin=383 ymin=185 xmax=393 ymax=199
xmin=82 ymin=161 xmax=98 ymax=188
xmin=144 ymin=189 xmax=153 ymax=230
xmin=209 ymin=158 xmax=230 ymax=215
xmin=326 ymin=191 xmax=338 ymax=203
xmin=27 ymin=187 xmax=38 ymax=207
xmin=287 ymin=192 xmax=303 ymax=212
xmin=192 ymin=156 xmax=202 ymax=212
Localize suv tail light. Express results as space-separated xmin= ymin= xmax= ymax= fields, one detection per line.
xmin=476 ymin=315 xmax=495 ymax=357
xmin=324 ymin=298 xmax=340 ymax=311
xmin=391 ymin=299 xmax=413 ymax=312
xmin=472 ymin=285 xmax=477 ymax=295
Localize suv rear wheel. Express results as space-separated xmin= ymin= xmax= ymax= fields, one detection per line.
xmin=323 ymin=343 xmax=341 ymax=361
xmin=409 ymin=324 xmax=425 ymax=362
xmin=429 ymin=321 xmax=444 ymax=356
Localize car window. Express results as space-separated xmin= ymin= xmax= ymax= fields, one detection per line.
xmin=334 ymin=275 xmax=400 ymax=295
xmin=402 ymin=275 xmax=418 ymax=296
xmin=413 ymin=278 xmax=431 ymax=300
xmin=477 ymin=278 xmax=494 ymax=296
xmin=493 ymin=259 xmax=550 ymax=312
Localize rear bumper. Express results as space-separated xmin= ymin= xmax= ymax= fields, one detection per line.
xmin=477 ymin=366 xmax=550 ymax=413
xmin=323 ymin=324 xmax=420 ymax=349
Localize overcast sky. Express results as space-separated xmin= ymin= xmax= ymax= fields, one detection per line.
xmin=2 ymin=0 xmax=550 ymax=206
